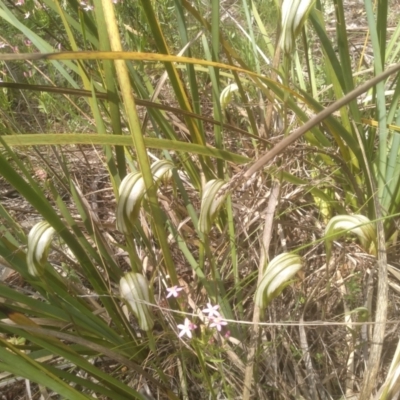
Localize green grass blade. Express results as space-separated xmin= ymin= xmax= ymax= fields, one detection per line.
xmin=0 ymin=133 xmax=250 ymax=163
xmin=101 ymin=0 xmax=180 ymax=284
xmin=173 ymin=0 xmax=206 ymax=141
xmin=0 ymin=345 xmax=91 ymax=400
xmin=0 ymin=327 xmax=148 ymax=399
xmin=364 ymin=0 xmax=388 ymax=204
xmin=93 ymin=0 xmax=125 ymax=181
xmin=139 ymin=1 xmax=208 ymax=150
xmin=0 ymin=1 xmax=79 ymax=87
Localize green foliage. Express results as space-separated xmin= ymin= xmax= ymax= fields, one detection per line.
xmin=344 ymin=273 xmax=363 ymax=309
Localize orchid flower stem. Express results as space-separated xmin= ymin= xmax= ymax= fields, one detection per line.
xmin=146 ymin=330 xmax=156 ymax=352
xmin=125 ymin=233 xmax=141 ymax=273
xmin=191 ymin=339 xmax=216 ymax=398
xmin=283 ymin=54 xmax=291 ymax=136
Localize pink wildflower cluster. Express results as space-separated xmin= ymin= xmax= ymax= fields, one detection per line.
xmin=176 ymin=303 xmax=228 ymax=339
xmin=202 ymin=303 xmax=227 ymax=331
xmin=80 ymin=1 xmax=94 ymax=11
xmin=166 ymin=286 xmax=228 ymax=338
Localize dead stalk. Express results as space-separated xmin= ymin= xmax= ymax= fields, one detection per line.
xmin=242 ymin=181 xmax=281 ymax=399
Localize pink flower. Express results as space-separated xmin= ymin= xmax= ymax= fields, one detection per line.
xmin=202 ymin=303 xmax=220 ymax=318
xmin=177 ymin=318 xmax=197 ymax=338
xmin=80 ymin=1 xmax=93 ymax=11
xmin=15 ymin=0 xmax=24 ymax=5
xmin=166 ymin=285 xmax=183 ymax=298
xmin=209 ymin=317 xmax=227 ymax=332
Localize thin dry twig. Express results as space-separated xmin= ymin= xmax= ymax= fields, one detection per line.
xmin=242 ymin=180 xmax=281 ymax=399
xmin=352 ymin=123 xmax=388 ymax=399
xmin=242 ymin=62 xmax=400 ymax=179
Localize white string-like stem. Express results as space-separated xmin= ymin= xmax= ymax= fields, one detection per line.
xmin=75 ymin=294 xmax=397 ymax=327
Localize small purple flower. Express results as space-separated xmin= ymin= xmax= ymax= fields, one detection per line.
xmin=202 ymin=303 xmax=220 ymax=318
xmin=177 ymin=318 xmax=197 ymax=338
xmin=209 ymin=317 xmax=227 ymax=332
xmin=166 ymin=285 xmax=183 ymax=298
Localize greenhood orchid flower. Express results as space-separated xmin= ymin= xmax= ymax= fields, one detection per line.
xmin=27 ymin=221 xmax=55 ymax=277
xmin=120 ymin=272 xmax=154 ymax=331
xmin=116 ymin=160 xmax=175 ymax=234
xmin=255 ymin=253 xmax=303 ymax=309
xmin=280 ymin=0 xmax=315 ymax=54
xmin=198 ymin=179 xmax=230 ymax=234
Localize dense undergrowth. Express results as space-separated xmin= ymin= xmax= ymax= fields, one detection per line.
xmin=0 ymin=0 xmax=400 ymax=399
